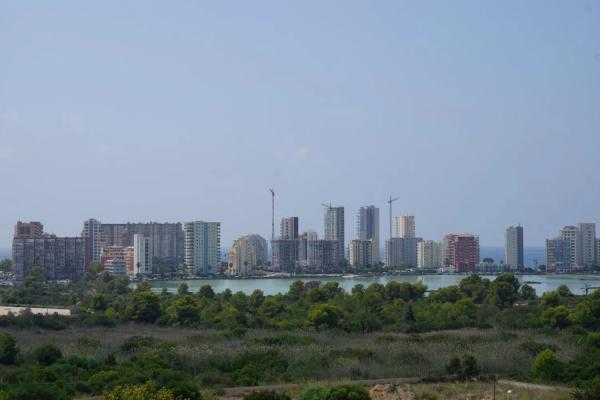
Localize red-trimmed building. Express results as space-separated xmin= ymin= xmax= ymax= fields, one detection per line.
xmin=443 ymin=234 xmax=480 ymax=273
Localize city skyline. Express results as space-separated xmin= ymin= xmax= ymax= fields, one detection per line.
xmin=1 ymin=2 xmax=600 ymax=250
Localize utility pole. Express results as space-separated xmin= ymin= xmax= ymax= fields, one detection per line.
xmin=387 ymin=196 xmax=398 ymax=240
xmin=269 ymin=189 xmax=275 ymax=241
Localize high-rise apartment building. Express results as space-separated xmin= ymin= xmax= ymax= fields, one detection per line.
xmin=280 ymin=217 xmax=299 ymax=240
xmin=546 ymin=238 xmax=572 ymax=272
xmin=324 ymin=206 xmax=345 ymax=261
xmin=560 ymin=226 xmax=580 ymax=270
xmin=384 ymin=237 xmax=421 ymax=268
xmin=307 ymin=239 xmax=340 ymax=269
xmin=395 ymin=215 xmax=415 ymax=238
xmin=14 ymin=221 xmax=44 ymax=239
xmin=98 ymin=222 xmax=184 ymax=265
xmin=271 ymin=239 xmax=298 ymax=272
xmin=417 ymin=240 xmax=442 ymax=269
xmin=184 ymin=221 xmax=221 ymax=275
xmin=348 ymin=239 xmax=373 ymax=268
xmin=298 ymin=230 xmax=318 ymax=265
xmin=82 ymin=218 xmax=103 ymax=263
xmin=596 ymin=239 xmax=600 ymax=266
xmin=133 ymin=234 xmax=153 ymax=276
xmin=385 ymin=238 xmax=403 ymax=267
xmin=578 ymin=223 xmax=596 ymax=268
xmin=227 ymin=234 xmax=268 ymax=276
xmin=357 ymin=206 xmax=379 ymax=264
xmin=12 ymin=221 xmax=88 ymax=280
xmin=442 ymin=234 xmax=480 ymax=273
xmin=505 ymin=225 xmax=524 ymax=270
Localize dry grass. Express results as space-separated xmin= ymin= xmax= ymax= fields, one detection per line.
xmin=4 ymin=324 xmax=581 ymax=383
xmin=412 ymin=381 xmax=570 ymax=400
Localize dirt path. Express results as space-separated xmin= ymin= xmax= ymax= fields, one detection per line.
xmin=223 ymin=378 xmax=569 ymax=397
xmin=223 ymin=377 xmax=422 ymax=397
xmin=497 ymin=380 xmax=570 ymax=392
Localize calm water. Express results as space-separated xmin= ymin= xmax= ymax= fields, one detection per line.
xmin=150 ymin=274 xmax=600 ymax=296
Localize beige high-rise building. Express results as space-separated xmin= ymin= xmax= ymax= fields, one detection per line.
xmin=560 ymin=226 xmax=580 ymax=270
xmin=227 ymin=234 xmax=268 ymax=276
xmin=417 ymin=240 xmax=442 ymax=269
xmin=395 ymin=215 xmax=415 ymax=238
xmin=578 ymin=223 xmax=596 ymax=268
xmin=348 ymin=239 xmax=373 ymax=268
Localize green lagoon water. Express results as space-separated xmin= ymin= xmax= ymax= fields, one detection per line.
xmin=150 ymin=274 xmax=600 ymax=296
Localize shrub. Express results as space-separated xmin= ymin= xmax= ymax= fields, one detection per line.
xmin=462 ymin=355 xmax=480 ymax=377
xmin=33 ymin=343 xmax=63 ymax=366
xmin=520 ymin=341 xmax=558 ymax=356
xmin=104 ymin=381 xmax=176 ymax=400
xmin=586 ymin=333 xmax=600 ymax=348
xmin=572 ymin=376 xmax=600 ymax=400
xmin=0 ymin=382 xmax=69 ymax=400
xmin=119 ymin=336 xmax=158 ymax=352
xmin=244 ymin=391 xmax=291 ymax=400
xmin=325 ymin=385 xmax=369 ymax=400
xmin=445 ymin=356 xmax=462 ymax=376
xmin=0 ymin=332 xmax=18 ymax=365
xmin=532 ymin=349 xmax=564 ymax=381
xmin=299 ymin=386 xmax=330 ymax=400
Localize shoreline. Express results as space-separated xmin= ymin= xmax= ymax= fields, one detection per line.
xmin=145 ymin=270 xmax=600 ymax=283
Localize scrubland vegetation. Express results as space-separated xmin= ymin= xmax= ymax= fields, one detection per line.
xmin=1 ymin=264 xmax=599 ymax=399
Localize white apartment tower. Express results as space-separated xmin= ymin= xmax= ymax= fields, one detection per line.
xmin=227 ymin=234 xmax=268 ymax=276
xmin=395 ymin=215 xmax=415 ymax=238
xmin=133 ymin=234 xmax=153 ymax=276
xmin=560 ymin=226 xmax=580 ymax=270
xmin=417 ymin=240 xmax=442 ymax=269
xmin=184 ymin=221 xmax=221 ymax=275
xmin=357 ymin=205 xmax=380 ymax=264
xmin=505 ymin=225 xmax=524 ymax=270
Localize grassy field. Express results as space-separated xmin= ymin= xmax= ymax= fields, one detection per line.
xmin=5 ymin=323 xmax=581 ymax=384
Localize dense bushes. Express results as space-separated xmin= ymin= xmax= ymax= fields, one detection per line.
xmin=0 ymin=332 xmax=18 ymax=364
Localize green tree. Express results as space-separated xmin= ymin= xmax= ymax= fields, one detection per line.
xmin=494 ymin=274 xmax=520 ymax=293
xmin=519 ymin=284 xmax=537 ymax=300
xmin=129 ymin=290 xmax=162 ymax=323
xmin=532 ymin=349 xmax=564 ymax=381
xmin=486 ymin=281 xmax=518 ymax=309
xmin=540 ymin=305 xmax=571 ymax=329
xmin=556 ymin=284 xmax=573 ymax=297
xmin=33 ymin=343 xmax=62 ymax=366
xmin=0 ymin=258 xmax=12 ymax=272
xmin=0 ymin=332 xmax=18 ymax=365
xmin=458 ymin=274 xmax=490 ymax=303
xmin=307 ymin=303 xmax=345 ymax=330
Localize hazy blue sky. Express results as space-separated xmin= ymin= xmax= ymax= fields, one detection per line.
xmin=1 ymin=1 xmax=599 ymax=249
